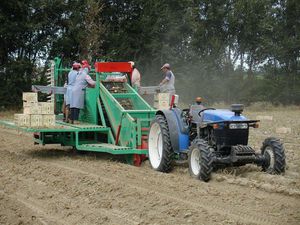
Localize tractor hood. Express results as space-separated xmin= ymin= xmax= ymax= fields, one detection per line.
xmin=203 ymin=109 xmax=247 ymax=122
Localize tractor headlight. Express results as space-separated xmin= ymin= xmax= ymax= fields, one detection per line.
xmin=229 ymin=123 xmax=248 ymax=129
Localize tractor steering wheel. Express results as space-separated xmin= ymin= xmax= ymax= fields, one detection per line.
xmin=198 ymin=108 xmax=216 ymax=117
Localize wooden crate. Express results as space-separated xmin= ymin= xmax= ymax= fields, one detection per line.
xmin=42 ymin=115 xmax=56 ymax=127
xmin=23 ymin=92 xmax=38 ymax=102
xmin=23 ymin=103 xmax=41 ymax=114
xmin=30 ymin=115 xmax=43 ymax=127
xmin=154 ymin=100 xmax=169 ymax=110
xmin=40 ymin=102 xmax=54 ymax=114
xmin=154 ymin=93 xmax=170 ymax=102
xmin=14 ymin=114 xmax=30 ymax=127
xmin=23 ymin=101 xmax=37 ymax=108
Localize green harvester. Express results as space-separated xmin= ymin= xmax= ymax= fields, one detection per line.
xmin=0 ymin=57 xmax=157 ymax=166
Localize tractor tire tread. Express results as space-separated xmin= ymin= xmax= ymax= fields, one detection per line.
xmin=197 ymin=139 xmax=213 ymax=182
xmin=261 ymin=137 xmax=286 ymax=174
xmin=155 ymin=115 xmax=174 ymax=172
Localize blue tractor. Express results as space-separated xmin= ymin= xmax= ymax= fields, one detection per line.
xmin=148 ymin=103 xmax=286 ymax=182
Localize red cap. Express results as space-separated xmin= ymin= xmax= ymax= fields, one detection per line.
xmin=81 ymin=60 xmax=89 ymax=65
xmin=81 ymin=60 xmax=91 ymax=71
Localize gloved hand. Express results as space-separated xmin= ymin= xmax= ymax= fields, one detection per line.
xmin=155 ymin=86 xmax=160 ymax=93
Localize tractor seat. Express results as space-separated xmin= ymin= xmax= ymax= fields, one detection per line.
xmin=189 ymin=104 xmax=205 ymax=124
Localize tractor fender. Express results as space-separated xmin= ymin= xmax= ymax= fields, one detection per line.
xmin=156 ymin=109 xmax=189 ymax=153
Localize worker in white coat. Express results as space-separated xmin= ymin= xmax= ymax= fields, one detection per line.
xmin=70 ymin=60 xmax=96 ymax=124
xmin=129 ymin=61 xmax=141 ymax=90
xmin=64 ymin=62 xmax=81 ymax=122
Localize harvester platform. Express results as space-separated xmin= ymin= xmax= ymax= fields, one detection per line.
xmin=0 ymin=120 xmax=109 ymax=133
xmin=0 ymin=120 xmax=146 ymax=155
xmin=77 ymin=143 xmax=148 ymax=154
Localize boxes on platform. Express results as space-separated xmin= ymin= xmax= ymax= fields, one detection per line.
xmin=154 ymin=93 xmax=170 ymax=102
xmin=14 ymin=114 xmax=30 ymax=127
xmin=42 ymin=115 xmax=56 ymax=127
xmin=23 ymin=103 xmax=41 ymax=115
xmin=30 ymin=115 xmax=43 ymax=127
xmin=23 ymin=101 xmax=38 ymax=108
xmin=40 ymin=102 xmax=54 ymax=114
xmin=23 ymin=92 xmax=38 ymax=103
xmin=154 ymin=93 xmax=171 ymax=109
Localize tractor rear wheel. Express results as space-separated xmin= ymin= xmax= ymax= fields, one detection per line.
xmin=148 ymin=115 xmax=174 ymax=172
xmin=261 ymin=137 xmax=286 ymax=174
xmin=188 ymin=139 xmax=213 ymax=182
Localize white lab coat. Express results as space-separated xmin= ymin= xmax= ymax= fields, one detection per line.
xmin=70 ymin=68 xmax=95 ymax=109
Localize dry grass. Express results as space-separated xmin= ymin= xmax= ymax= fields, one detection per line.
xmin=0 ymin=110 xmax=22 ymax=120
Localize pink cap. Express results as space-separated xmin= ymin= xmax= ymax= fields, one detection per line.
xmin=161 ymin=63 xmax=170 ymax=70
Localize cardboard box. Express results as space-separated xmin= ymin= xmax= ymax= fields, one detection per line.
xmin=23 ymin=103 xmax=41 ymax=114
xmin=276 ymin=127 xmax=292 ymax=134
xmin=14 ymin=114 xmax=30 ymax=127
xmin=23 ymin=101 xmax=37 ymax=108
xmin=154 ymin=100 xmax=169 ymax=110
xmin=40 ymin=102 xmax=54 ymax=114
xmin=30 ymin=115 xmax=43 ymax=127
xmin=42 ymin=115 xmax=56 ymax=127
xmin=256 ymin=115 xmax=273 ymax=121
xmin=23 ymin=92 xmax=38 ymax=102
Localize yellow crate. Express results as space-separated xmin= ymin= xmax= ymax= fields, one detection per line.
xmin=39 ymin=102 xmax=54 ymax=114
xmin=22 ymin=92 xmax=38 ymax=102
xmin=30 ymin=115 xmax=43 ymax=127
xmin=14 ymin=114 xmax=30 ymax=127
xmin=23 ymin=103 xmax=41 ymax=114
xmin=42 ymin=115 xmax=56 ymax=127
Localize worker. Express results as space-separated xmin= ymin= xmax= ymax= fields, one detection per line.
xmin=64 ymin=62 xmax=81 ymax=122
xmin=129 ymin=61 xmax=141 ymax=90
xmin=195 ymin=97 xmax=203 ymax=106
xmin=190 ymin=96 xmax=205 ymax=123
xmin=62 ymin=81 xmax=68 ymax=122
xmin=159 ymin=63 xmax=175 ymax=95
xmin=70 ymin=60 xmax=96 ymax=124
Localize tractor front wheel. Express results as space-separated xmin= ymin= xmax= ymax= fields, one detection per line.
xmin=261 ymin=137 xmax=286 ymax=174
xmin=148 ymin=115 xmax=174 ymax=172
xmin=188 ymin=140 xmax=213 ymax=182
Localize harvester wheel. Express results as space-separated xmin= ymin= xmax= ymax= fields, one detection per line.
xmin=188 ymin=139 xmax=213 ymax=182
xmin=148 ymin=115 xmax=174 ymax=172
xmin=261 ymin=137 xmax=286 ymax=174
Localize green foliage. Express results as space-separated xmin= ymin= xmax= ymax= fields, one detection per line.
xmin=0 ymin=0 xmax=299 ymax=108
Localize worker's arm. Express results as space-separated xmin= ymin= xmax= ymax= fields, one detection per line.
xmin=159 ymin=71 xmax=171 ymax=86
xmin=159 ymin=78 xmax=169 ymax=86
xmin=85 ymin=75 xmax=96 ymax=88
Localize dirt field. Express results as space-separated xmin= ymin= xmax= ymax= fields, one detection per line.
xmin=0 ymin=108 xmax=299 ymax=225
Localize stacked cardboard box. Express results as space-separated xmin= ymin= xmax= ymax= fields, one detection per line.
xmin=154 ymin=93 xmax=170 ymax=110
xmin=14 ymin=92 xmax=55 ymax=127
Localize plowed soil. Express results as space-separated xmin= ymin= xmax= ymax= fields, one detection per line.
xmin=0 ymin=108 xmax=299 ymax=225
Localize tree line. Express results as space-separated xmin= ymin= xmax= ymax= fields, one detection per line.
xmin=0 ymin=0 xmax=299 ymax=107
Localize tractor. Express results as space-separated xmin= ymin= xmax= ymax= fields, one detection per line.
xmin=148 ymin=102 xmax=286 ymax=182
